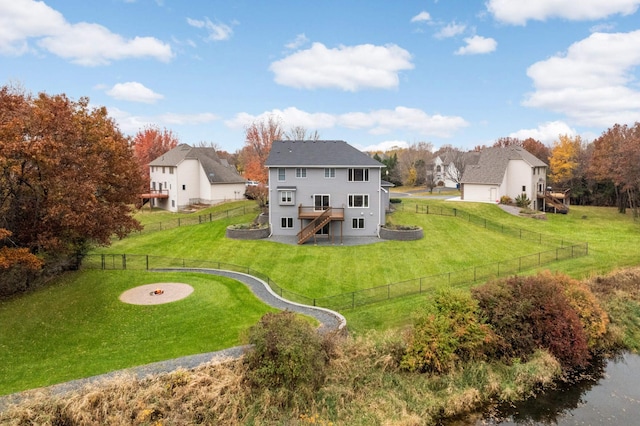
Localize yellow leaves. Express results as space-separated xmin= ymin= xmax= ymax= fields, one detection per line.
xmin=549 ymin=134 xmax=581 ymax=185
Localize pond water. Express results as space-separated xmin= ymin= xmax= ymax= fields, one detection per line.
xmin=465 ymin=353 xmax=640 ymax=425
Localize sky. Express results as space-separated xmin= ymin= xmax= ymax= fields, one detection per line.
xmin=1 ymin=0 xmax=640 ymax=153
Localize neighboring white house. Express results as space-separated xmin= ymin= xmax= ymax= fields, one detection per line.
xmin=145 ymin=144 xmax=246 ymax=212
xmin=264 ymin=140 xmax=388 ymax=244
xmin=432 ymin=151 xmax=480 ymax=188
xmin=460 ymin=146 xmax=548 ymax=210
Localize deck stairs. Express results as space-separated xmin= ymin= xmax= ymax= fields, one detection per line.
xmin=544 ymin=194 xmax=569 ymax=214
xmin=297 ymin=208 xmax=333 ymax=244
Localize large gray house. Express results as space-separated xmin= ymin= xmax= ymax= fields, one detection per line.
xmin=264 ymin=140 xmax=389 ymax=244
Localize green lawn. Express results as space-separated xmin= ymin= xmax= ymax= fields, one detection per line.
xmin=2 ymin=198 xmax=638 ymax=395
xmin=0 ymin=270 xmax=277 ymax=395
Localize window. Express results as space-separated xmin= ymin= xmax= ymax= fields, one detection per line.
xmin=324 ymin=168 xmax=335 ymax=178
xmin=281 ymin=217 xmax=294 ymax=228
xmin=182 ymin=184 xmax=186 ymax=190
xmin=348 ymin=194 xmax=369 ymax=208
xmin=278 ymin=168 xmax=286 ymax=181
xmin=171 ymin=200 xmax=175 ymax=208
xmin=348 ymin=168 xmax=369 ymax=182
xmin=162 ymin=167 xmax=166 ymax=174
xmin=295 ymin=168 xmax=307 ymax=178
xmin=352 ymin=218 xmax=365 ymax=229
xmin=314 ymin=194 xmax=330 ymax=211
xmin=522 ymin=185 xmax=526 ymax=192
xmin=279 ymin=190 xmax=294 ymax=205
xmin=169 ymin=167 xmax=174 ymax=174
xmin=436 ymin=165 xmax=442 ymax=172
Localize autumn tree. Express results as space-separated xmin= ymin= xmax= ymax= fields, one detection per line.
xmin=132 ymin=125 xmax=179 ymax=187
xmin=590 ymin=123 xmax=640 ymax=215
xmin=240 ymin=115 xmax=284 ymax=183
xmin=522 ymin=137 xmax=551 ymax=164
xmin=493 ymin=136 xmax=522 ymax=148
xmin=0 ymin=86 xmax=143 ymax=292
xmin=284 ymin=126 xmax=320 ymax=141
xmin=396 ymin=142 xmax=433 ymax=186
xmin=436 ymin=147 xmax=468 ymax=188
xmin=549 ymin=134 xmax=581 ymax=188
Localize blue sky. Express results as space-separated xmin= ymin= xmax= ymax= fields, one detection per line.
xmin=2 ymin=0 xmax=640 ymax=153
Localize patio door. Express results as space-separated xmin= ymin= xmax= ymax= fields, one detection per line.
xmin=314 ymin=194 xmax=330 ymax=211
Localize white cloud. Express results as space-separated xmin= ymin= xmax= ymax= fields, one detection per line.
xmin=508 ymin=121 xmax=577 ymax=145
xmin=358 ymin=140 xmax=409 ymax=152
xmin=285 ymin=33 xmax=309 ymax=50
xmin=455 ymin=35 xmax=497 ymax=55
xmin=270 ymin=43 xmax=414 ymax=91
xmin=411 ymin=11 xmax=432 ymax=23
xmin=106 ymin=82 xmax=164 ymax=104
xmin=487 ymin=0 xmax=640 ymax=25
xmin=225 ymin=107 xmax=337 ymax=130
xmin=524 ymin=30 xmax=640 ymax=127
xmin=226 ymin=106 xmax=468 ymax=138
xmin=0 ymin=0 xmax=173 ymax=65
xmin=187 ymin=17 xmax=233 ymax=41
xmin=107 ymin=108 xmax=218 ymax=135
xmin=159 ymin=112 xmax=219 ymax=125
xmin=434 ymin=22 xmax=466 ymax=39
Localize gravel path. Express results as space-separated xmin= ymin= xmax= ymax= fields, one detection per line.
xmin=0 ymin=268 xmax=346 ymax=412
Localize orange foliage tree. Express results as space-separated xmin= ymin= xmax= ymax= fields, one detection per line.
xmin=240 ymin=115 xmax=284 ymax=183
xmin=590 ymin=122 xmax=640 ymax=214
xmin=132 ymin=125 xmax=180 ymax=188
xmin=0 ymin=86 xmax=143 ymax=269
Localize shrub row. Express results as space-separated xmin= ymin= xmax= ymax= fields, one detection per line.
xmin=402 ymin=271 xmax=609 ymax=374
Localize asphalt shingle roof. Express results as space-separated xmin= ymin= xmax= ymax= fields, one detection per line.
xmin=149 ymin=144 xmax=245 ymax=184
xmin=265 ymin=140 xmax=383 ymax=168
xmin=461 ymin=146 xmax=547 ymax=185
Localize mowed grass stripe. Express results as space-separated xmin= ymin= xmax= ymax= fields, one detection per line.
xmin=0 ymin=270 xmax=277 ymax=395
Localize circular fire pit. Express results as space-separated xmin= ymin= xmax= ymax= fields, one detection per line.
xmin=119 ymin=283 xmax=194 ymax=305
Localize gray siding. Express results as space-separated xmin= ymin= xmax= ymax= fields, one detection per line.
xmin=268 ymin=166 xmax=383 ymax=237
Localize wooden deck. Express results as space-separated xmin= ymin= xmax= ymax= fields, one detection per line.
xmin=140 ymin=190 xmax=169 ymax=199
xmin=298 ymin=205 xmax=344 ymax=220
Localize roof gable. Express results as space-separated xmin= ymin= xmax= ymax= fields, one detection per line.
xmin=461 ymin=146 xmax=546 ymax=185
xmin=150 ymin=144 xmax=244 ymax=184
xmin=265 ymin=140 xmax=383 ymax=168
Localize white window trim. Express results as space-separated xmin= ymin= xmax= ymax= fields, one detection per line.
xmin=279 ymin=190 xmax=295 ymax=205
xmin=278 ymin=168 xmax=286 ymax=182
xmin=295 ymin=168 xmax=307 ymax=178
xmin=348 ymin=168 xmax=369 ymax=182
xmin=348 ymin=194 xmax=369 ymax=208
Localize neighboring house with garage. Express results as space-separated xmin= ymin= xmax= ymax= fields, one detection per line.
xmin=144 ymin=144 xmax=246 ymax=212
xmin=264 ymin=140 xmax=389 ymax=244
xmin=460 ymin=146 xmax=548 ymax=210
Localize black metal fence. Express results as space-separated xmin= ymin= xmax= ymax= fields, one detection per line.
xmin=84 ymin=202 xmax=588 ymax=310
xmin=397 ymin=203 xmax=575 ymax=248
xmin=81 ymin=254 xmax=314 ymax=306
xmin=83 ymin=238 xmax=587 ymax=311
xmin=137 ymin=205 xmax=257 ymax=234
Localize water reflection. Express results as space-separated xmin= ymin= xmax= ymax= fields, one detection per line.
xmin=475 ymin=353 xmax=640 ymax=425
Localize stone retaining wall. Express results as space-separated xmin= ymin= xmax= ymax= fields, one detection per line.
xmin=225 ymin=226 xmax=270 ymax=240
xmin=379 ymin=226 xmax=423 ymax=241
